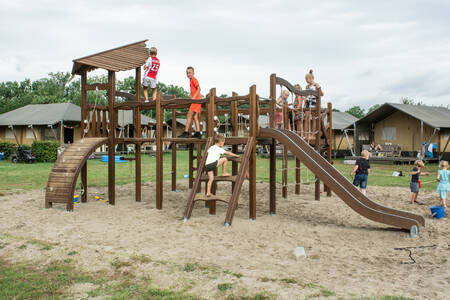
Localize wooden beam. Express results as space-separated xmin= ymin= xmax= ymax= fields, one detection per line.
xmin=108 ymin=71 xmax=116 ymax=205
xmin=80 ymin=71 xmax=88 ymax=202
xmin=269 ymin=74 xmax=276 ymax=215
xmin=155 ymin=92 xmax=163 ymax=209
xmin=135 ymin=67 xmax=142 ymax=202
xmin=86 ymin=83 xmax=109 ymax=91
xmin=315 ymin=88 xmax=322 ymax=201
xmin=171 ymin=109 xmax=177 ymax=191
xmin=249 ymin=85 xmax=257 ymax=219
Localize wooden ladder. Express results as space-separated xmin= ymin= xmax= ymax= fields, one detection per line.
xmin=183 ymin=137 xmax=254 ymax=225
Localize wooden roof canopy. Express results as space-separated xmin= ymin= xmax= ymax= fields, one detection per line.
xmin=72 ymin=40 xmax=150 ymax=75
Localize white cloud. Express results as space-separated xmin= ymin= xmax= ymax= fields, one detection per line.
xmin=0 ymin=0 xmax=449 ymax=110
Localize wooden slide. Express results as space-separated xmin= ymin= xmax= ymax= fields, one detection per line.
xmin=45 ymin=137 xmax=109 ymax=211
xmin=259 ymin=128 xmax=425 ymax=233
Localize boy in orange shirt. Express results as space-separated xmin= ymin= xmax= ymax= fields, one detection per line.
xmin=178 ymin=66 xmax=202 ymax=138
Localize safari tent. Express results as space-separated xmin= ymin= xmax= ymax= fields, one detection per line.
xmin=354 ymin=103 xmax=450 ymax=160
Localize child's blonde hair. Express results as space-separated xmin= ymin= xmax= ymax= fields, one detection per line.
xmin=440 ymin=160 xmax=449 ymax=169
xmin=215 ymin=134 xmax=225 ymax=143
xmin=414 ymin=160 xmax=425 ymax=168
xmin=361 ymin=149 xmax=370 ymax=158
xmin=149 ymin=47 xmax=157 ymax=56
xmin=294 ymin=84 xmax=302 ymax=90
xmin=305 ymin=69 xmax=314 ymax=80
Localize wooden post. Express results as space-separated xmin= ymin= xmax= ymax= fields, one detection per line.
xmin=107 ymin=71 xmax=116 ymax=205
xmin=80 ymin=72 xmax=88 ymax=203
xmin=315 ymin=88 xmax=322 ymax=201
xmin=326 ymin=102 xmax=332 ymax=197
xmin=135 ymin=67 xmax=142 ymax=202
xmin=269 ymin=74 xmax=276 ymax=214
xmin=156 ymin=92 xmax=163 ymax=209
xmin=249 ymin=85 xmax=258 ymax=219
xmin=295 ymin=158 xmax=300 ymax=194
xmin=188 ymin=144 xmax=194 ymax=188
xmin=59 ymin=121 xmax=64 ymax=144
xmin=171 ymin=109 xmax=177 ymax=191
xmin=231 ymin=92 xmax=239 ymax=192
xmin=282 ymin=101 xmax=288 ymax=198
xmin=208 ymin=88 xmax=216 ymax=215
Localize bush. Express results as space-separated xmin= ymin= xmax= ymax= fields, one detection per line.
xmin=0 ymin=141 xmax=16 ymax=159
xmin=31 ymin=141 xmax=60 ymax=162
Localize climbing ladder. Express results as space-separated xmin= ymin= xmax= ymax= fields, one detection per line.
xmin=45 ymin=137 xmax=109 ymax=211
xmin=183 ymin=137 xmax=254 ymax=225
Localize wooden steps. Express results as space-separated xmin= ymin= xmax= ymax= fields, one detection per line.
xmin=200 ymin=175 xmax=237 ymax=182
xmin=45 ymin=137 xmax=109 ymax=211
xmin=194 ymin=194 xmax=230 ymax=203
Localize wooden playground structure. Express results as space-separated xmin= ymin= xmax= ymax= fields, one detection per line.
xmin=45 ymin=40 xmax=425 ymax=234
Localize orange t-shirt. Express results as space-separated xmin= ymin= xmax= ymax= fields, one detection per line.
xmin=190 ymin=77 xmax=201 ymax=99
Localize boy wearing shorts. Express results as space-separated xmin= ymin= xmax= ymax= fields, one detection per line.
xmin=178 ymin=66 xmax=202 ymax=138
xmin=410 ymin=160 xmax=430 ymax=205
xmin=142 ymin=47 xmax=160 ymax=102
xmin=205 ymin=135 xmax=240 ymax=197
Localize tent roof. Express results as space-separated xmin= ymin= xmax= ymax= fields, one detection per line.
xmin=0 ymin=103 xmax=81 ymax=126
xmin=0 ymin=103 xmax=153 ymax=126
xmin=72 ymin=40 xmax=150 ymax=75
xmin=329 ymin=112 xmax=359 ymax=130
xmin=357 ymin=103 xmax=450 ymax=129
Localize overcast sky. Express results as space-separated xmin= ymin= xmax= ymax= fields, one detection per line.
xmin=1 ymin=0 xmax=449 ymax=110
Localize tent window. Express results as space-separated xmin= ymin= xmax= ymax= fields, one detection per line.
xmin=26 ymin=128 xmax=34 ymax=138
xmin=381 ymin=127 xmax=396 ymax=140
xmin=5 ymin=128 xmax=15 ymax=138
xmin=358 ymin=132 xmax=369 ymax=140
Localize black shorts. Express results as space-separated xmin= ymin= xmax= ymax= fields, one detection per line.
xmin=205 ymin=161 xmax=218 ymax=172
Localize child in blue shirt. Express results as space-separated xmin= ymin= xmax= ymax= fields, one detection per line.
xmin=436 ymin=160 xmax=449 ymax=208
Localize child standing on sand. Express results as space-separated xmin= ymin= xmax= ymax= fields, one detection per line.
xmin=436 ymin=160 xmax=449 ymax=208
xmin=178 ymin=66 xmax=202 ymax=138
xmin=205 ymin=135 xmax=241 ymax=197
xmin=410 ymin=160 xmax=430 ymax=205
xmin=142 ymin=47 xmax=160 ymax=102
xmin=350 ymin=150 xmax=370 ymax=195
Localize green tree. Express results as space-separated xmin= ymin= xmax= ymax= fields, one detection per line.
xmin=401 ymin=97 xmax=423 ymax=105
xmin=367 ymin=104 xmax=381 ymax=115
xmin=345 ymin=106 xmax=365 ymax=119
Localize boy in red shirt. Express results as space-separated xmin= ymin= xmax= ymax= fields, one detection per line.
xmin=142 ymin=47 xmax=160 ymax=102
xmin=178 ymin=66 xmax=202 ymax=138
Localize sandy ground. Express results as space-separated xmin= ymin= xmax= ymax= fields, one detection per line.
xmin=0 ymin=180 xmax=449 ymax=299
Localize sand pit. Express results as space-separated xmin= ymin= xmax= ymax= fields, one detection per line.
xmin=0 ymin=180 xmax=449 ymax=299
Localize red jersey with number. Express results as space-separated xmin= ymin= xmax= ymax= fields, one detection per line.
xmin=190 ymin=76 xmax=201 ymax=99
xmin=145 ymin=57 xmax=160 ymax=79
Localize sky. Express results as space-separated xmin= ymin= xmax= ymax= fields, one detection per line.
xmin=1 ymin=0 xmax=450 ymax=111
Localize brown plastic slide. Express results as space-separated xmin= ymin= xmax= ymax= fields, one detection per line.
xmin=259 ymin=128 xmax=425 ymax=232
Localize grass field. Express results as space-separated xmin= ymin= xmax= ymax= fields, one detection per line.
xmin=0 ymin=150 xmax=440 ymax=193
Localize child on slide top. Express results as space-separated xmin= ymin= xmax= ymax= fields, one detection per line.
xmin=410 ymin=160 xmax=430 ymax=205
xmin=205 ymin=135 xmax=241 ymax=197
xmin=142 ymin=47 xmax=160 ymax=102
xmin=178 ymin=66 xmax=202 ymax=138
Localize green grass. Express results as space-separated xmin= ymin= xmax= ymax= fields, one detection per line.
xmin=0 ymin=150 xmax=440 ymax=193
xmin=0 ymin=259 xmax=200 ymax=300
xmin=0 ymin=260 xmax=93 ymax=299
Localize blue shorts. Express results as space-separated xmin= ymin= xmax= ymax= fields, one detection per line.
xmin=353 ymin=174 xmax=368 ymax=189
xmin=410 ymin=182 xmax=419 ymax=193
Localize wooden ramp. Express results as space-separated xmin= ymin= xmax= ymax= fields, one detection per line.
xmin=45 ymin=137 xmax=109 ymax=211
